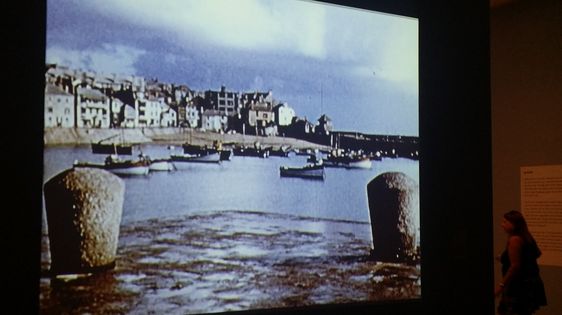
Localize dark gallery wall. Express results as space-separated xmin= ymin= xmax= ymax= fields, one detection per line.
xmin=12 ymin=0 xmax=493 ymax=314
xmin=491 ymin=0 xmax=562 ymax=314
xmin=7 ymin=0 xmax=45 ymax=314
xmin=418 ymin=1 xmax=493 ymax=314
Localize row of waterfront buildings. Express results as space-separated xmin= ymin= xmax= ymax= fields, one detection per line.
xmin=44 ymin=64 xmax=333 ymax=139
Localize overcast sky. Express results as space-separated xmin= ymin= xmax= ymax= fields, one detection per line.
xmin=46 ymin=0 xmax=418 ymax=136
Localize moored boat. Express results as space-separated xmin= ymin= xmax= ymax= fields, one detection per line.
xmin=322 ymin=150 xmax=372 ymax=169
xmin=345 ymin=156 xmax=372 ymax=169
xmin=267 ymin=145 xmax=292 ymax=157
xmin=148 ymin=158 xmax=175 ymax=171
xmin=170 ymin=152 xmax=221 ymax=169
xmin=182 ymin=143 xmax=213 ymax=155
xmin=91 ymin=142 xmax=133 ymax=155
xmin=73 ymin=155 xmax=150 ymax=176
xmin=232 ymin=141 xmax=270 ymax=158
xmin=91 ymin=134 xmax=133 ymax=155
xmin=232 ymin=146 xmax=269 ymax=158
xmin=184 ymin=141 xmax=232 ymax=161
xmin=279 ymin=163 xmax=325 ymax=180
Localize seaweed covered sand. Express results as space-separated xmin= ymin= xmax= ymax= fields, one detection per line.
xmin=41 ymin=210 xmax=420 ymax=314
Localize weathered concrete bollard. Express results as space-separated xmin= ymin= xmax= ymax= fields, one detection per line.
xmin=44 ymin=168 xmax=125 ymax=275
xmin=367 ymin=172 xmax=419 ymax=263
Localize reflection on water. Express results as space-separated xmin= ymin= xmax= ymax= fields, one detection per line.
xmin=40 ymin=211 xmax=420 ymax=314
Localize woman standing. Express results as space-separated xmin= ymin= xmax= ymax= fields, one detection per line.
xmin=496 ymin=210 xmax=547 ymax=315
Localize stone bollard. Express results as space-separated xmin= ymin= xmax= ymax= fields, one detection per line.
xmin=367 ymin=172 xmax=419 ymax=263
xmin=44 ymin=168 xmax=125 ymax=275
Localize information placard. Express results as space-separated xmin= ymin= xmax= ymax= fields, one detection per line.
xmin=521 ymin=164 xmax=562 ymax=267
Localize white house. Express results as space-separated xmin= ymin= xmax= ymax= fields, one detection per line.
xmin=137 ymin=99 xmax=162 ymax=127
xmin=44 ymin=84 xmax=74 ymax=128
xmin=274 ymin=103 xmax=296 ymax=126
xmin=76 ymin=86 xmax=110 ymax=128
xmin=185 ymin=105 xmax=200 ymax=128
xmin=247 ymin=103 xmax=275 ymax=136
xmin=160 ymin=104 xmax=177 ymax=127
xmin=202 ymin=110 xmax=227 ymax=132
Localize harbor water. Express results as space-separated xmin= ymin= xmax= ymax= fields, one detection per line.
xmin=41 ymin=144 xmax=420 ymax=314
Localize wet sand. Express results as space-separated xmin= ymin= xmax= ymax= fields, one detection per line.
xmin=40 ymin=211 xmax=420 ymax=314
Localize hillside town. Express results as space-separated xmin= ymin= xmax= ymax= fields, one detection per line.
xmin=44 ymin=64 xmax=418 ymax=159
xmin=44 ymin=64 xmax=329 ymax=137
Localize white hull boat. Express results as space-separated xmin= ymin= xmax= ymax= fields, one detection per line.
xmin=346 ymin=157 xmax=372 ymax=169
xmin=108 ymin=164 xmax=150 ymax=176
xmin=149 ymin=159 xmax=175 ymax=171
xmin=73 ymin=155 xmax=150 ymax=176
xmin=323 ymin=156 xmax=372 ymax=169
xmin=171 ymin=152 xmax=221 ymax=169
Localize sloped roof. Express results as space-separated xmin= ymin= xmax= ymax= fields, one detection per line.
xmin=78 ymin=88 xmax=107 ymax=102
xmin=45 ymin=84 xmax=72 ymax=96
xmin=94 ymin=76 xmax=115 ymax=85
xmin=249 ymin=102 xmax=273 ymax=111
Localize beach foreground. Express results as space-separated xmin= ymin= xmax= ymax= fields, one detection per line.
xmin=40 ymin=210 xmax=420 ymax=314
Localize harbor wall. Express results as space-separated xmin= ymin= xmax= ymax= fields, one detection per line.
xmin=43 ymin=127 xmax=331 ymax=151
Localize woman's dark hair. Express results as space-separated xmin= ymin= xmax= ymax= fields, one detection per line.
xmin=504 ymin=210 xmax=530 ymax=236
xmin=504 ymin=210 xmax=541 ymax=257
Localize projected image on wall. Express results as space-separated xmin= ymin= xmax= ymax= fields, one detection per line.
xmin=41 ymin=0 xmax=419 ymax=314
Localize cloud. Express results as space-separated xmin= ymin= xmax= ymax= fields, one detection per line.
xmin=376 ymin=21 xmax=418 ymax=90
xmin=350 ymin=16 xmax=418 ymax=94
xmin=52 ymin=0 xmax=417 ymax=94
xmin=80 ymin=0 xmax=327 ymax=59
xmin=46 ymin=43 xmax=146 ymax=75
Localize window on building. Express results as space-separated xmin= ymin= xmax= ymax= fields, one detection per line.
xmin=47 ymin=107 xmax=53 ymax=113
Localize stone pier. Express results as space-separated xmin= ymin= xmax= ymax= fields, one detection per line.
xmin=43 ymin=167 xmax=125 ymax=275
